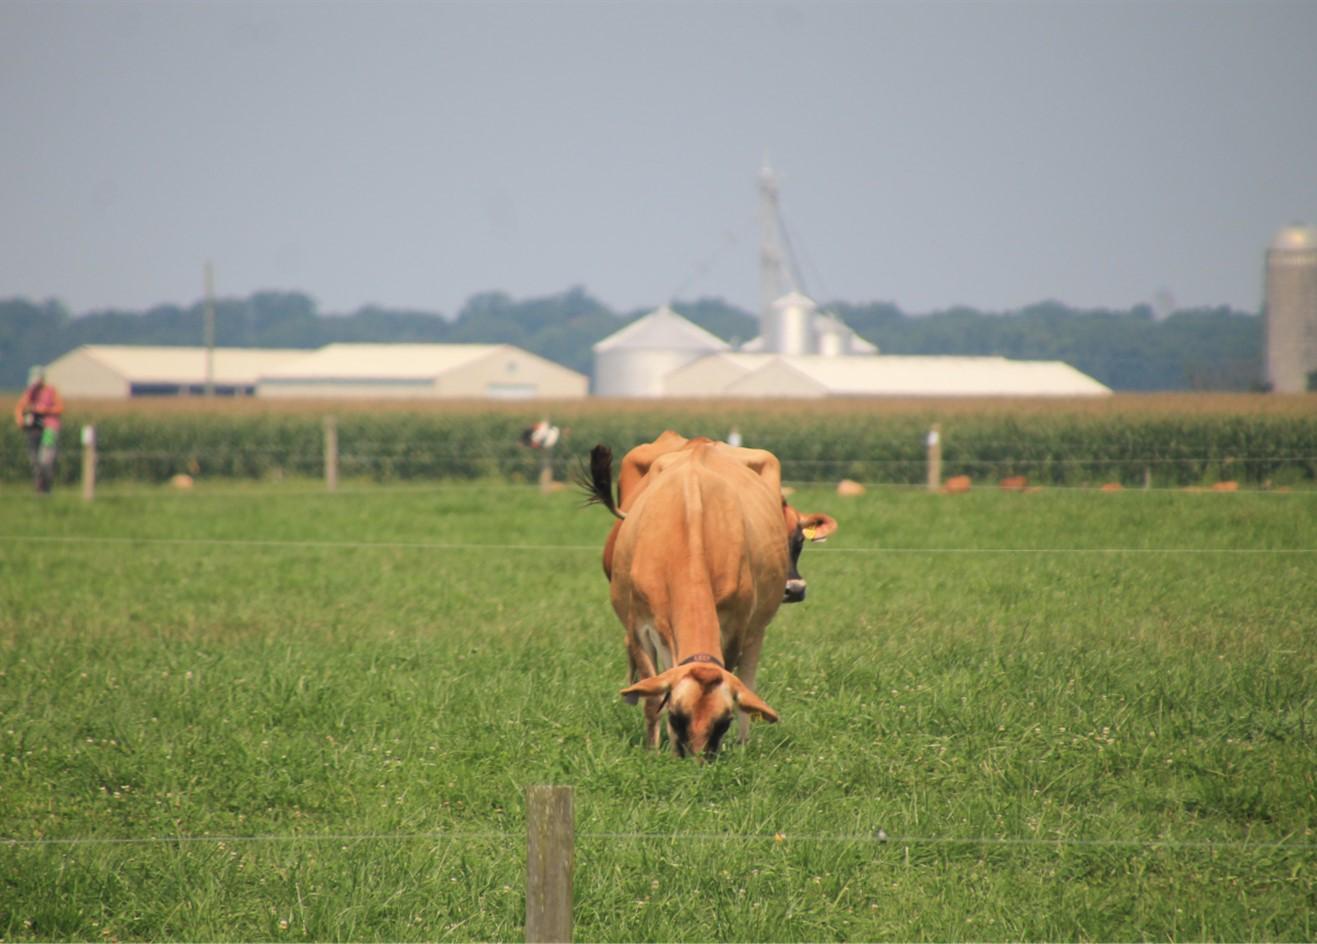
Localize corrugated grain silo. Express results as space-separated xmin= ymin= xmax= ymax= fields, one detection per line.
xmin=1265 ymin=223 xmax=1317 ymax=392
xmin=592 ymin=305 xmax=730 ymax=397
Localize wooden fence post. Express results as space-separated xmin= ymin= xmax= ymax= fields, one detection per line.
xmin=538 ymin=451 xmax=554 ymax=494
xmin=526 ymin=785 xmax=573 ymax=943
xmin=926 ymin=424 xmax=942 ymax=492
xmin=323 ymin=415 xmax=338 ymax=493
xmin=81 ymin=425 xmax=96 ymax=502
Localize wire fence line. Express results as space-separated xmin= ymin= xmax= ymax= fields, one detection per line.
xmin=33 ymin=432 xmax=1317 ymax=492
xmin=2 ymin=828 xmax=1311 ymax=853
xmin=2 ymin=534 xmax=1313 ymax=555
xmin=84 ymin=448 xmax=1317 ymax=466
xmin=79 ymin=446 xmax=1317 ymax=482
xmin=3 ymin=477 xmax=1316 ymax=503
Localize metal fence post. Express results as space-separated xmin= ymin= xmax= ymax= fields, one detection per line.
xmin=323 ymin=415 xmax=338 ymax=493
xmin=926 ymin=424 xmax=942 ymax=492
xmin=81 ymin=425 xmax=96 ymax=502
xmin=526 ymin=784 xmax=573 ymax=943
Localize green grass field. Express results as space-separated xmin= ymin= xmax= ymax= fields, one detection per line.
xmin=1 ymin=479 xmax=1313 ymax=941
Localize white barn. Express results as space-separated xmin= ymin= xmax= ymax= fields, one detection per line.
xmin=257 ymin=343 xmax=587 ymax=399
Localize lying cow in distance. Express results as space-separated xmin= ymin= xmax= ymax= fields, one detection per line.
xmin=583 ymin=431 xmax=835 ymax=758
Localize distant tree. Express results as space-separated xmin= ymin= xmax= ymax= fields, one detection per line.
xmin=326 ymin=306 xmax=449 ymax=344
xmin=0 ymin=287 xmax=1262 ymax=392
xmin=0 ymin=299 xmax=71 ymax=387
xmin=832 ymin=299 xmax=1259 ymax=391
xmin=668 ymin=297 xmax=757 ymax=347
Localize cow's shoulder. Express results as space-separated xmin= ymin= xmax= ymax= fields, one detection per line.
xmin=617 ymin=430 xmax=691 ymax=510
xmin=697 ymin=443 xmax=784 ymax=499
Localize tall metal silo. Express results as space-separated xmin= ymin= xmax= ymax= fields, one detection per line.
xmin=764 ymin=291 xmax=817 ymax=355
xmin=1265 ymin=224 xmax=1317 ymax=392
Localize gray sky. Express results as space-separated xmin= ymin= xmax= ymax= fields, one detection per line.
xmin=2 ymin=0 xmax=1314 ymax=319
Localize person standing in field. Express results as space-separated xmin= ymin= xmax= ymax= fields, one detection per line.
xmin=13 ymin=365 xmax=64 ymax=494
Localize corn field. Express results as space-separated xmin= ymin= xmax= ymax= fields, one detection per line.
xmin=3 ymin=395 xmax=1314 ymax=489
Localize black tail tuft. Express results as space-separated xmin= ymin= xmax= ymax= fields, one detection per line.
xmin=576 ymin=444 xmax=625 ymax=520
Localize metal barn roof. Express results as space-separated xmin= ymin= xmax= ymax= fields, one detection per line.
xmin=60 ymin=345 xmax=308 ymax=383
xmin=259 ymin=343 xmax=511 ymax=380
xmin=666 ymin=352 xmax=1111 ymax=398
xmin=592 ymin=305 xmax=731 ymax=353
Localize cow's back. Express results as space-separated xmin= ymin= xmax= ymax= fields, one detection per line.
xmin=610 ymin=442 xmax=787 ymax=648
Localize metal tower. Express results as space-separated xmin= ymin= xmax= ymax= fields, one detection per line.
xmin=758 ymin=161 xmax=797 ymax=328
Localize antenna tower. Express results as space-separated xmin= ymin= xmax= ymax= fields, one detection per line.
xmin=759 ymin=162 xmax=797 ymax=323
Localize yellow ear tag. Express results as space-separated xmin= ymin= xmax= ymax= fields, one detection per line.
xmin=802 ymin=527 xmax=817 ymax=541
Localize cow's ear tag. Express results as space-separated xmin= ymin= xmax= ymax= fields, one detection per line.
xmin=802 ymin=527 xmax=817 ymax=541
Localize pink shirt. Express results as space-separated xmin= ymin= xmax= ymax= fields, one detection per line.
xmin=16 ymin=384 xmax=63 ymax=431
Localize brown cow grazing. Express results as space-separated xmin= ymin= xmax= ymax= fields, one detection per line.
xmin=584 ymin=432 xmax=835 ymax=757
xmin=592 ymin=430 xmax=836 ymax=603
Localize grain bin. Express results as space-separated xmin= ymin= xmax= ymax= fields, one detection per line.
xmin=1265 ymin=224 xmax=1317 ymax=393
xmin=763 ymin=291 xmax=817 ymax=356
xmin=592 ymin=305 xmax=730 ymax=397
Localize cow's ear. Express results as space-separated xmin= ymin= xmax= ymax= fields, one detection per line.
xmin=620 ymin=675 xmax=670 ymax=705
xmin=733 ymin=684 xmax=780 ymax=724
xmin=799 ymin=512 xmax=837 ymax=543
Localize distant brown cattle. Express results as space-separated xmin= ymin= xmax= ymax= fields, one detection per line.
xmin=836 ymin=479 xmax=866 ymax=497
xmin=999 ymin=476 xmax=1028 ymax=492
xmin=943 ymin=475 xmax=972 ymax=494
xmin=584 ymin=432 xmax=835 ymax=757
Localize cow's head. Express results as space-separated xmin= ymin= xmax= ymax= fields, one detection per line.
xmin=620 ymin=663 xmax=778 ymax=759
xmin=782 ymin=505 xmax=837 ymax=603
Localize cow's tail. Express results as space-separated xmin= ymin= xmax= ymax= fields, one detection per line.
xmin=577 ymin=444 xmax=625 ymax=520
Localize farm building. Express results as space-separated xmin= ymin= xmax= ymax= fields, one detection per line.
xmin=594 ymin=297 xmax=1110 ymax=398
xmin=256 ymin=343 xmax=587 ymax=399
xmin=44 ymin=345 xmax=307 ymax=398
xmin=593 ymin=164 xmax=1110 ymax=399
xmin=664 ymin=352 xmax=1112 ymax=398
xmin=43 ymin=342 xmax=588 ymax=400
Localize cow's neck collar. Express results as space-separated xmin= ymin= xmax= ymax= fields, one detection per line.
xmin=678 ymin=652 xmax=724 ymax=669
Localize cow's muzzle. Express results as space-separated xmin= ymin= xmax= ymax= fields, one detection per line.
xmin=784 ymin=578 xmax=807 ymax=603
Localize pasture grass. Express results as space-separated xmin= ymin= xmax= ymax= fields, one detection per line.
xmin=1 ymin=480 xmax=1313 ymax=941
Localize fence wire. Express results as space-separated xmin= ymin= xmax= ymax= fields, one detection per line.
xmin=1 ymin=534 xmax=1312 ymax=555
xmin=2 ymin=829 xmax=1311 ymax=853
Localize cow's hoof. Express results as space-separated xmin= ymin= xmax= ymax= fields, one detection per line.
xmin=784 ymin=579 xmax=807 ymax=603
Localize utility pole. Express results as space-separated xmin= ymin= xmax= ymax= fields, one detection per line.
xmin=204 ymin=261 xmax=216 ymax=397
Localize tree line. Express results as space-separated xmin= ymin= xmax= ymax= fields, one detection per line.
xmin=0 ymin=287 xmax=1260 ymax=391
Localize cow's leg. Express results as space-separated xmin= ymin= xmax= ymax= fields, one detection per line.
xmin=627 ymin=638 xmax=663 ymax=750
xmin=731 ymin=630 xmax=767 ymax=745
xmin=643 ymin=694 xmax=664 ymax=750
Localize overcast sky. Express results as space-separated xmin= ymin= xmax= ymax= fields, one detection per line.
xmin=2 ymin=0 xmax=1314 ymax=319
